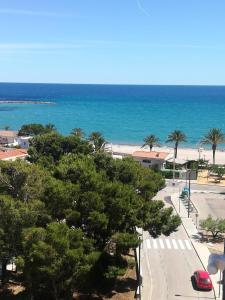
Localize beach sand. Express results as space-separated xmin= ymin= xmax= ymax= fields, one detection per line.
xmin=110 ymin=144 xmax=225 ymax=165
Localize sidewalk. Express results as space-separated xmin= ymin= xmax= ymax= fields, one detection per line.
xmin=170 ymin=193 xmax=221 ymax=299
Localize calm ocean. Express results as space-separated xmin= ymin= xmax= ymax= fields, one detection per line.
xmin=0 ymin=82 xmax=225 ymax=147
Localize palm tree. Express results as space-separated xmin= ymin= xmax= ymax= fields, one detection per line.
xmin=201 ymin=128 xmax=225 ymax=165
xmin=142 ymin=134 xmax=159 ymax=151
xmin=4 ymin=125 xmax=10 ymax=131
xmin=45 ymin=123 xmax=57 ymax=132
xmin=166 ymin=130 xmax=186 ymax=158
xmin=89 ymin=131 xmax=106 ymax=152
xmin=71 ymin=128 xmax=85 ymax=138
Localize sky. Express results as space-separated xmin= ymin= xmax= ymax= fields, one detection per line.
xmin=0 ymin=0 xmax=225 ymax=85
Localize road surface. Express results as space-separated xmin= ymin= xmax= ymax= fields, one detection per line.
xmin=141 ymin=225 xmax=215 ymax=300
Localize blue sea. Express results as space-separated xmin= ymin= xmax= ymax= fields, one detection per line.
xmin=0 ymin=82 xmax=225 ymax=147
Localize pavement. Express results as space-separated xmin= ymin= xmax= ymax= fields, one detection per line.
xmin=170 ymin=191 xmax=221 ymax=299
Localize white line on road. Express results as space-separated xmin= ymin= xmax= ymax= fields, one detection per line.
xmin=152 ymin=239 xmax=158 ymax=249
xmin=172 ymin=239 xmax=178 ymax=249
xmin=146 ymin=239 xmax=151 ymax=249
xmin=165 ymin=239 xmax=171 ymax=249
xmin=178 ymin=239 xmax=185 ymax=250
xmin=184 ymin=239 xmax=192 ymax=250
xmin=159 ymin=239 xmax=165 ymax=249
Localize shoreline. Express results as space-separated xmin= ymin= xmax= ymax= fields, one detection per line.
xmin=110 ymin=143 xmax=225 ymax=165
xmin=0 ymin=100 xmax=55 ymax=105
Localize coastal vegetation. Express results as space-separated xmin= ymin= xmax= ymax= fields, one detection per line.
xmin=166 ymin=130 xmax=186 ymax=158
xmin=200 ymin=215 xmax=225 ymax=240
xmin=142 ymin=134 xmax=159 ymax=151
xmin=201 ymin=128 xmax=225 ymax=165
xmin=0 ymin=123 xmax=181 ymax=299
xmin=18 ymin=123 xmax=56 ymax=136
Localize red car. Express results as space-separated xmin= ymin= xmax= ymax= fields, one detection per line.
xmin=193 ymin=270 xmax=213 ymax=290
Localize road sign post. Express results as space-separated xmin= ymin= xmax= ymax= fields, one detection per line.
xmin=223 ymin=240 xmax=225 ymax=300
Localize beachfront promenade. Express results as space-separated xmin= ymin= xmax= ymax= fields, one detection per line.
xmin=111 ymin=143 xmax=225 ymax=165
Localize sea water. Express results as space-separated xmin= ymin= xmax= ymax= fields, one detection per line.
xmin=0 ymin=82 xmax=225 ymax=147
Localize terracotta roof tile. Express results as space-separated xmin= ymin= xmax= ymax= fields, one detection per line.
xmin=132 ymin=151 xmax=169 ymax=160
xmin=0 ymin=149 xmax=28 ymax=160
xmin=0 ymin=130 xmax=18 ymax=137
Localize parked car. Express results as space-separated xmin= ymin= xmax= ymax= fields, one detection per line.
xmin=193 ymin=270 xmax=213 ymax=290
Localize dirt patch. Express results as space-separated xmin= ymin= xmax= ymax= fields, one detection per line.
xmin=207 ymin=241 xmax=224 ymax=254
xmin=103 ymin=265 xmax=136 ymax=300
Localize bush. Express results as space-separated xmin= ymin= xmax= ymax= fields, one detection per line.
xmin=199 ymin=215 xmax=225 ymax=239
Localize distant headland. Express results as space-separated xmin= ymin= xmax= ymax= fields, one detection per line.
xmin=0 ymin=100 xmax=55 ymax=105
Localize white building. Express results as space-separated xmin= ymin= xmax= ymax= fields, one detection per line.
xmin=0 ymin=130 xmax=31 ymax=148
xmin=132 ymin=151 xmax=170 ymax=170
xmin=0 ymin=130 xmax=18 ymax=145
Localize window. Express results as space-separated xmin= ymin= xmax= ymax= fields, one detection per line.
xmin=143 ymin=159 xmax=151 ymax=163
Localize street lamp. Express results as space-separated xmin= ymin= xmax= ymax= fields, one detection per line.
xmin=172 ymin=154 xmax=175 ymax=186
xmin=187 ymin=170 xmax=191 ymax=218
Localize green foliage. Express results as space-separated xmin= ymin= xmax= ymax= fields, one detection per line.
xmin=210 ymin=165 xmax=225 ymax=179
xmin=142 ymin=134 xmax=159 ymax=151
xmin=141 ymin=200 xmax=181 ymax=237
xmin=70 ymin=127 xmax=85 ymax=138
xmin=200 ymin=215 xmax=225 ymax=239
xmin=166 ymin=130 xmax=186 ymax=158
xmin=0 ymin=126 xmax=181 ymax=297
xmin=112 ymin=232 xmax=140 ymax=255
xmin=201 ymin=128 xmax=225 ymax=165
xmin=89 ymin=131 xmax=106 ymax=152
xmin=28 ymin=132 xmax=93 ymax=165
xmin=0 ymin=159 xmax=46 ymax=199
xmin=160 ymin=170 xmax=180 ymax=179
xmin=21 ymin=222 xmax=95 ymax=299
xmin=18 ymin=123 xmax=56 ymax=136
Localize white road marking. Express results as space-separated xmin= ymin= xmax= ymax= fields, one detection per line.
xmin=146 ymin=238 xmax=193 ymax=251
xmin=178 ymin=239 xmax=185 ymax=250
xmin=172 ymin=239 xmax=178 ymax=249
xmin=165 ymin=239 xmax=171 ymax=249
xmin=152 ymin=239 xmax=158 ymax=249
xmin=185 ymin=239 xmax=192 ymax=250
xmin=159 ymin=239 xmax=165 ymax=249
xmin=146 ymin=239 xmax=151 ymax=249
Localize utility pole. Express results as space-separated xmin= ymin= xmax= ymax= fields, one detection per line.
xmin=223 ymin=240 xmax=225 ymax=300
xmin=188 ymin=171 xmax=191 ymax=218
xmin=172 ymin=150 xmax=175 ymax=186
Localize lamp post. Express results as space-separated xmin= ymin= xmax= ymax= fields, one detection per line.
xmin=223 ymin=240 xmax=225 ymax=300
xmin=172 ymin=153 xmax=175 ymax=186
xmin=188 ymin=170 xmax=191 ymax=218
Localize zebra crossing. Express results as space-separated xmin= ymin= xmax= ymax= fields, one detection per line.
xmin=144 ymin=238 xmax=193 ymax=251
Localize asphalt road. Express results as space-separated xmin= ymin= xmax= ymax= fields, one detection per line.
xmin=141 ymin=182 xmax=216 ymax=300
xmin=141 ymin=225 xmax=215 ymax=300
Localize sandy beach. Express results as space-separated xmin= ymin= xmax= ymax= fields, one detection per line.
xmin=110 ymin=143 xmax=225 ymax=165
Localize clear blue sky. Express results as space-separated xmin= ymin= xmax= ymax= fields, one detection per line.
xmin=0 ymin=0 xmax=225 ymax=85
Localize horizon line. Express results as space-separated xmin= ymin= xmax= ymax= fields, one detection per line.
xmin=0 ymin=81 xmax=225 ymax=87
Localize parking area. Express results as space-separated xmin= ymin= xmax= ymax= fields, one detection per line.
xmin=191 ymin=191 xmax=225 ymax=220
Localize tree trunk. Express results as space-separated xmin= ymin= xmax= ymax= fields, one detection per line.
xmin=212 ymin=144 xmax=216 ymax=165
xmin=174 ymin=142 xmax=178 ymax=158
xmin=150 ymin=145 xmax=152 ymax=151
xmin=1 ymin=259 xmax=7 ymax=284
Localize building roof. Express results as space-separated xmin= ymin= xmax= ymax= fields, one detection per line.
xmin=166 ymin=157 xmax=188 ymax=165
xmin=0 ymin=130 xmax=18 ymax=137
xmin=0 ymin=149 xmax=28 ymax=160
xmin=132 ymin=151 xmax=169 ymax=160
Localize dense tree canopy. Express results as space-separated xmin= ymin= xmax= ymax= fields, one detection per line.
xmin=0 ymin=126 xmax=181 ymax=299
xmin=18 ymin=123 xmax=56 ymax=136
